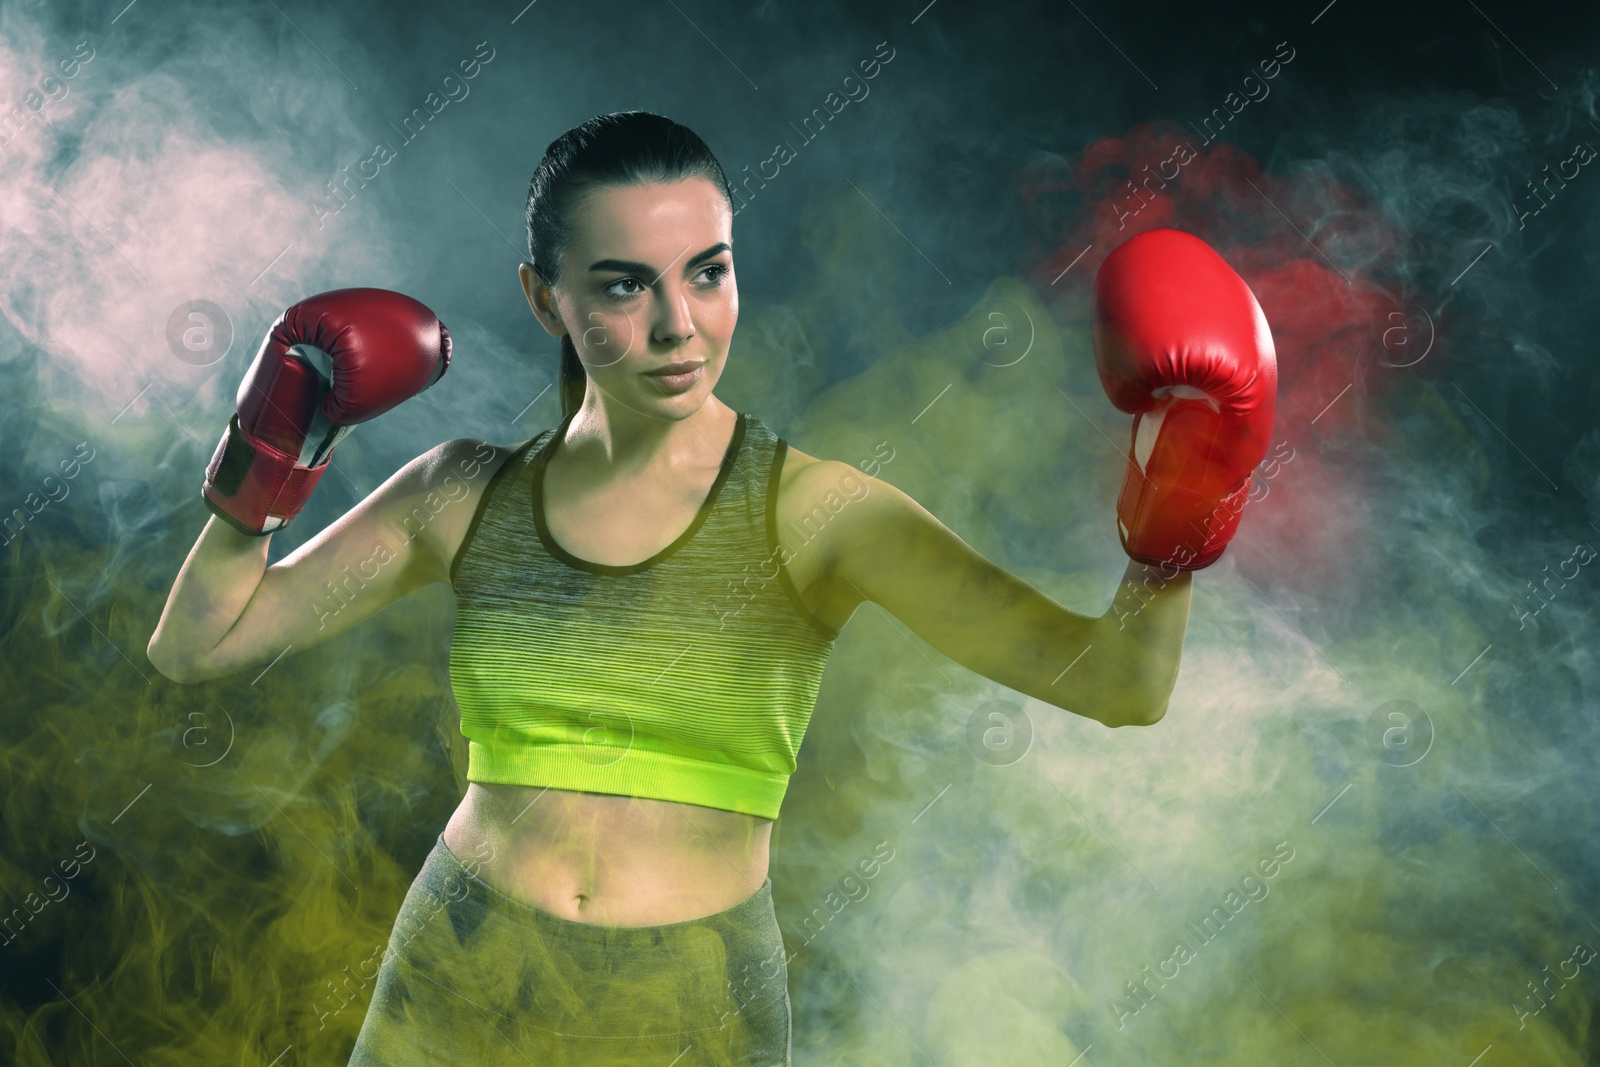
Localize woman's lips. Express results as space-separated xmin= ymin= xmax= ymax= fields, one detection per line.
xmin=644 ymin=363 xmax=703 ymax=392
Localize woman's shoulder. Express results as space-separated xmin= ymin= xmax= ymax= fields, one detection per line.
xmin=770 ymin=440 xmax=861 ymax=529
xmin=388 ymin=436 xmax=524 ymax=503
xmin=778 ymin=440 xmax=824 ymax=474
xmin=378 ymin=434 xmax=543 ymax=580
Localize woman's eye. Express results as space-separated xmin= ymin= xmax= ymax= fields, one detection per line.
xmin=604 ymin=277 xmax=645 ymax=298
xmin=604 ymin=264 xmax=729 ymax=299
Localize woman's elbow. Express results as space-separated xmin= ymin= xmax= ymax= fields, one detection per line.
xmin=1107 ymin=691 xmax=1169 ymax=728
xmin=147 ymin=634 xmax=203 ymax=685
xmin=1120 ymin=703 xmax=1168 ymax=728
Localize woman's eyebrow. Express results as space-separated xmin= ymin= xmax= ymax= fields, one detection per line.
xmin=587 ymin=242 xmax=731 ymax=277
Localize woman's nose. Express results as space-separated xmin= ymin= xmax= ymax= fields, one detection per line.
xmin=652 ymin=286 xmax=695 ymax=343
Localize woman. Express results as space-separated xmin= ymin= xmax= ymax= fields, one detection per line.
xmin=148 ymin=111 xmax=1270 ymax=1065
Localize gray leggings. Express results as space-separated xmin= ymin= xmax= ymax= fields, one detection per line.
xmin=348 ymin=836 xmax=792 ymax=1066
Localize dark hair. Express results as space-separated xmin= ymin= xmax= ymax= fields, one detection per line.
xmin=524 ymin=111 xmax=735 ymax=419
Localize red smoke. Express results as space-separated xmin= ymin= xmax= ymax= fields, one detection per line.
xmin=1020 ymin=120 xmax=1444 ymax=586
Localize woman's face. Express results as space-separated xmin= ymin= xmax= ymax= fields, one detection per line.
xmin=522 ymin=176 xmax=736 ymax=417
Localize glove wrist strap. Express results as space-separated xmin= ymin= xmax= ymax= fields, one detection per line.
xmin=201 ymin=415 xmax=332 ymax=535
xmin=1117 ymin=462 xmax=1251 ymax=571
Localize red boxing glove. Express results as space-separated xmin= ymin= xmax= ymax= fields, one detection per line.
xmin=1092 ymin=229 xmax=1277 ymax=571
xmin=202 ymin=288 xmax=452 ymax=535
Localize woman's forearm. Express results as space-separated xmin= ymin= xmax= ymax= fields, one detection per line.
xmin=1095 ymin=559 xmax=1194 ymax=724
xmin=147 ymin=515 xmax=272 ymax=680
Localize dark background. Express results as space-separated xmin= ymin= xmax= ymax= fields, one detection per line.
xmin=3 ymin=0 xmax=1599 ymax=1063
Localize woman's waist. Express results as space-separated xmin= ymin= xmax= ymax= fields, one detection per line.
xmin=443 ymin=782 xmax=774 ymax=927
xmin=458 ymin=729 xmax=797 ymax=819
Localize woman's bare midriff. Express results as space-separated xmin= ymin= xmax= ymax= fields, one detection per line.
xmin=441 ymin=781 xmax=774 ymax=927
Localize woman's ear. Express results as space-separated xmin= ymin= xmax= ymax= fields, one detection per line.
xmin=518 ymin=262 xmax=565 ymax=339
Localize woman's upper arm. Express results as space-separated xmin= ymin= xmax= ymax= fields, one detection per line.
xmin=191 ymin=437 xmax=508 ymax=681
xmin=802 ymin=460 xmax=1139 ymax=727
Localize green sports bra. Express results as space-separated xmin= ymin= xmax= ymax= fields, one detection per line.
xmin=447 ymin=411 xmax=840 ymax=820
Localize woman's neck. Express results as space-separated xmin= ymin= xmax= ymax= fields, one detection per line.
xmin=561 ymin=395 xmax=736 ymax=480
